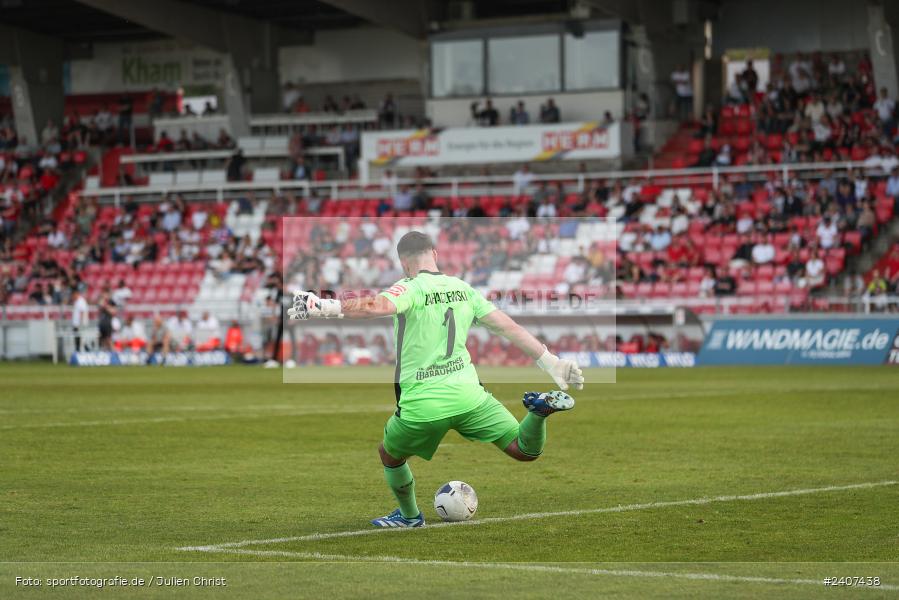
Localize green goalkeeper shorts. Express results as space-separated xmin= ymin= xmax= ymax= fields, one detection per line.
xmin=382 ymin=396 xmax=520 ymax=461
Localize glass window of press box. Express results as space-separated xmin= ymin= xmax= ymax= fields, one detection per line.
xmin=430 ymin=23 xmax=621 ymax=98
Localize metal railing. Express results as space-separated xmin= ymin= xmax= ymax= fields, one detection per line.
xmin=78 ymin=159 xmax=887 ymax=206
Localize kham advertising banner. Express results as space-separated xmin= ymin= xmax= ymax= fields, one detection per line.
xmin=698 ymin=318 xmax=899 ymax=366
xmin=362 ymin=122 xmax=621 ymax=167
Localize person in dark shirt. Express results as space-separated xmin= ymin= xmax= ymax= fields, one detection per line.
xmin=540 ymin=98 xmax=561 ymax=123
xmin=714 ymin=274 xmax=737 ymax=296
xmin=118 ymin=96 xmax=134 ymax=145
xmin=472 ymin=99 xmax=499 ymax=126
xmin=226 ymin=149 xmax=246 ymax=182
xmin=693 ymin=137 xmax=717 ymax=167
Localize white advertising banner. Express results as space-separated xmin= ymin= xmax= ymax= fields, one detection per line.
xmin=361 ymin=122 xmax=621 ymax=167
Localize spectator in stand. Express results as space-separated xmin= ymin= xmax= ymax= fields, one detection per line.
xmin=111 ymin=278 xmax=132 ymax=307
xmin=380 ymin=169 xmax=398 ymax=194
xmin=411 ymin=183 xmax=430 ymax=211
xmin=715 ymin=143 xmax=732 ymax=166
xmin=540 ymin=98 xmax=561 ymax=123
xmin=379 ymin=93 xmax=397 ymax=128
xmin=509 ymin=101 xmax=530 ymax=125
xmin=224 ymin=320 xmax=245 ymax=355
xmin=601 ymin=111 xmax=615 ymax=127
xmin=828 ymin=53 xmax=846 ymax=79
xmin=117 ymin=95 xmax=133 ymax=145
xmin=697 ymin=104 xmax=718 ymax=137
xmin=648 ymin=225 xmax=672 ymax=251
xmin=806 ymin=249 xmax=826 ymax=287
xmin=699 ymin=266 xmax=717 ymax=297
xmin=741 ymin=60 xmax=759 ymax=96
xmin=115 ymin=315 xmax=147 ymax=352
xmin=874 ymin=87 xmax=896 ymax=137
xmin=216 ymin=129 xmax=235 ymax=149
xmin=692 ymin=136 xmax=717 ymax=167
xmin=47 ymin=225 xmax=67 ymax=249
xmin=857 ymin=200 xmax=877 ymax=242
xmin=392 ymin=185 xmax=414 ymax=212
xmin=864 ymin=269 xmax=890 ymax=311
xmin=292 ymin=156 xmax=310 ymax=180
xmin=816 ymin=215 xmax=839 ymax=249
xmin=156 ymin=130 xmax=174 ymax=152
xmin=226 ymin=149 xmax=247 ymax=182
xmin=164 ymin=310 xmax=193 ymax=352
xmin=512 ymin=164 xmax=535 ymax=194
xmin=670 ymin=65 xmax=693 ymax=121
xmin=195 ymin=311 xmax=222 ymax=351
xmin=203 ymin=101 xmax=216 ymax=115
xmin=751 ymin=233 xmax=776 ymax=264
xmin=282 ymin=82 xmax=301 ymax=112
xmin=472 ymin=99 xmax=499 ymax=126
xmin=713 ymin=270 xmax=737 ymax=296
xmin=535 ymin=194 xmax=557 ymax=220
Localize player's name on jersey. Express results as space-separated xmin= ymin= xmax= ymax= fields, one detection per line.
xmin=415 ymin=357 xmax=466 ymax=380
xmin=423 ymin=290 xmax=469 ymax=305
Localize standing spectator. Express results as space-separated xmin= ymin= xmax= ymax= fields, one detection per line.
xmin=226 ymin=149 xmax=246 ymax=182
xmin=71 ymin=288 xmax=89 ymax=352
xmin=195 ymin=311 xmax=222 ymax=351
xmin=751 ymin=234 xmax=776 ymax=264
xmin=379 ymin=93 xmax=397 ymax=128
xmin=111 ymin=278 xmax=132 ymax=307
xmin=670 ymin=65 xmax=693 ymax=121
xmin=540 ymin=98 xmax=561 ymax=123
xmin=472 ymin=99 xmax=499 ymax=126
xmin=117 ymin=95 xmax=133 ymax=145
xmin=874 ymin=87 xmax=895 ymax=136
xmin=509 ymin=101 xmax=530 ymax=125
xmin=512 ymin=164 xmax=535 ymax=195
xmin=97 ymin=290 xmax=116 ymax=350
xmin=392 ymin=185 xmax=414 ymax=212
xmin=806 ymin=249 xmax=826 ymax=287
xmin=816 ymin=216 xmax=839 ymax=249
xmin=741 ymin=60 xmax=759 ymax=96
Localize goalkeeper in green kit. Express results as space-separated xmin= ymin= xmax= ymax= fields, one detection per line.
xmin=288 ymin=231 xmax=584 ymax=527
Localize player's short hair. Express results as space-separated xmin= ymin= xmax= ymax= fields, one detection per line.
xmin=396 ymin=231 xmax=435 ymax=258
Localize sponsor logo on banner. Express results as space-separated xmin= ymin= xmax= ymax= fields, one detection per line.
xmin=363 ymin=122 xmax=620 ymax=166
xmin=699 ymin=318 xmax=899 ymax=365
xmin=886 ymin=331 xmax=899 ymax=365
xmin=70 ymin=351 xmax=230 ymax=367
xmin=560 ymin=352 xmax=695 ymax=368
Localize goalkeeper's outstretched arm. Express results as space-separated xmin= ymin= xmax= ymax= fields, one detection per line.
xmin=287 ymin=290 xmax=396 ymax=320
xmin=479 ymin=309 xmax=584 ymax=391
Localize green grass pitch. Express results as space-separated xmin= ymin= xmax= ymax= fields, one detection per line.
xmin=1 ymin=363 xmax=898 ymax=599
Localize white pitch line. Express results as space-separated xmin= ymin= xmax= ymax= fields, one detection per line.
xmin=181 ymin=548 xmax=899 ymax=591
xmin=0 ymin=405 xmax=395 ymax=430
xmin=178 ymin=480 xmax=898 ymax=551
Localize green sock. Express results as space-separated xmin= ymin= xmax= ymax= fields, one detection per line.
xmin=517 ymin=412 xmax=546 ymax=456
xmin=384 ymin=463 xmax=419 ymax=518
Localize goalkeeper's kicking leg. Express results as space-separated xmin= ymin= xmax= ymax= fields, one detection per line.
xmin=503 ymin=389 xmax=575 ymax=461
xmin=370 ymin=443 xmax=424 ymax=528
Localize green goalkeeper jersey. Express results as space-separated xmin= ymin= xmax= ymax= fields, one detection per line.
xmin=379 ymin=270 xmax=497 ymax=422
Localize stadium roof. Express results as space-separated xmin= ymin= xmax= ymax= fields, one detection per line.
xmin=0 ymin=0 xmax=587 ymax=44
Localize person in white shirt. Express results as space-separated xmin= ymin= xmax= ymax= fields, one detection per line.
xmin=164 ymin=311 xmax=194 ymax=351
xmin=71 ymin=289 xmax=89 ymax=351
xmin=804 ymin=94 xmax=825 ymax=123
xmin=670 ymin=66 xmax=693 ymax=120
xmin=827 ymin=54 xmax=846 ymax=78
xmin=751 ymin=235 xmax=776 ymax=264
xmin=806 ymin=250 xmax=826 ymax=287
xmin=874 ymin=88 xmax=895 ymax=125
xmin=513 ymin=164 xmax=535 ymax=195
xmin=816 ymin=217 xmax=839 ymax=249
xmin=195 ymin=311 xmax=222 ymax=351
xmin=380 ymin=170 xmax=398 ymax=194
xmin=47 ymin=227 xmax=67 ymax=249
xmin=111 ymin=279 xmax=132 ymax=307
xmin=117 ymin=315 xmax=148 ymax=352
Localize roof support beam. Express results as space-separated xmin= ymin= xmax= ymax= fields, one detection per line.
xmin=316 ymin=0 xmax=430 ymax=38
xmin=0 ymin=24 xmax=65 ymax=147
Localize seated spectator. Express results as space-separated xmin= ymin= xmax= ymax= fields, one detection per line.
xmin=648 ymin=225 xmax=672 ymax=252
xmin=751 ymin=234 xmax=776 ymax=264
xmin=715 ymin=143 xmax=732 ymax=166
xmin=195 ymin=311 xmax=222 ymax=351
xmin=224 ymin=321 xmax=245 ymax=355
xmin=156 ymin=130 xmax=174 ymax=152
xmin=216 ymin=129 xmax=235 ymax=149
xmin=692 ymin=136 xmax=717 ymax=167
xmin=806 ymin=249 xmax=826 ymax=287
xmin=713 ymin=272 xmax=737 ymax=296
xmin=164 ymin=311 xmax=193 ymax=352
xmin=115 ymin=315 xmax=148 ymax=352
xmin=47 ymin=226 xmax=67 ymax=249
xmin=379 ymin=93 xmax=397 ymax=127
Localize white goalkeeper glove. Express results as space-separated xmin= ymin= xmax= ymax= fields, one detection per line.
xmin=536 ymin=348 xmax=584 ymax=391
xmin=287 ymin=290 xmax=343 ymax=320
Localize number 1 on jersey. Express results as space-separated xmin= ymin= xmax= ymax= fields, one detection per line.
xmin=442 ymin=307 xmax=455 ymax=360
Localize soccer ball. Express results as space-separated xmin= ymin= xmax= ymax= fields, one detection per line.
xmin=433 ymin=480 xmax=478 ymax=522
